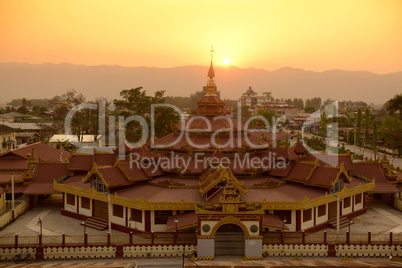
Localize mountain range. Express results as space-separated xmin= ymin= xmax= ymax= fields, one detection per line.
xmin=0 ymin=62 xmax=401 ymax=105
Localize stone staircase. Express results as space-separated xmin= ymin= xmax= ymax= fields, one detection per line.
xmin=328 ymin=216 xmax=354 ymax=230
xmin=82 ymin=216 xmax=108 ymax=231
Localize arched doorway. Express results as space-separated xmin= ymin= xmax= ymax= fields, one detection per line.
xmin=214 ymin=224 xmax=245 ymax=256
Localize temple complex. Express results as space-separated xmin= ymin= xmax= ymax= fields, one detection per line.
xmin=43 ymin=55 xmax=399 ymax=260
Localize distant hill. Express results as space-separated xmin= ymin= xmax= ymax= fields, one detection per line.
xmin=0 ymin=62 xmax=401 ymax=105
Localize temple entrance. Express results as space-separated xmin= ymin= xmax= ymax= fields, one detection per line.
xmin=329 ymin=201 xmax=337 ymax=219
xmin=214 ymin=224 xmax=245 ymax=256
xmin=93 ymin=200 xmax=108 ymax=220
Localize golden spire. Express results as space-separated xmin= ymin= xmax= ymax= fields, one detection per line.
xmin=206 ymin=45 xmax=217 ymax=96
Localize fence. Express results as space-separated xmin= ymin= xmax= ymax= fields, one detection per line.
xmin=0 ymin=232 xmax=197 ymax=247
xmin=0 ymin=198 xmax=28 ymax=229
xmin=1 ymin=231 xmax=400 ymax=248
xmin=263 ymin=231 xmax=402 ymax=245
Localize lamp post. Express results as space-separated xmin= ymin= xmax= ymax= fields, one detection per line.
xmin=38 ymin=218 xmax=42 ymax=235
xmin=175 ymin=216 xmax=178 ymax=233
xmin=82 ymin=221 xmax=86 ymax=234
xmin=334 ymin=194 xmax=341 ymax=234
xmin=128 ymin=217 xmax=132 ymax=230
xmin=348 ymin=219 xmax=353 ymax=233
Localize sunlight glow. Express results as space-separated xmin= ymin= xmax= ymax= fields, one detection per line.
xmin=223 ymin=59 xmax=230 ymax=65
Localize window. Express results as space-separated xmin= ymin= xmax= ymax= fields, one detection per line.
xmin=317 ymin=204 xmax=326 ymax=217
xmin=303 ymin=209 xmax=312 ymax=222
xmin=66 ymin=194 xmax=75 ymax=206
xmin=92 ymin=177 xmax=108 ymax=194
xmin=330 ymin=178 xmax=343 ymax=194
xmin=113 ymin=204 xmax=124 ymax=218
xmin=344 ymin=197 xmax=351 ymax=208
xmin=131 ymin=208 xmax=142 ymax=222
xmin=355 ymin=193 xmax=362 ymax=204
xmin=81 ymin=197 xmax=90 ymax=209
xmin=155 ymin=210 xmax=173 ymax=225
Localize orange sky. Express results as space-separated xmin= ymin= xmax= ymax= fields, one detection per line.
xmin=1 ymin=0 xmax=401 ymax=73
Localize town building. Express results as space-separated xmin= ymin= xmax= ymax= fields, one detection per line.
xmin=240 ymin=87 xmax=271 ymax=114
xmin=0 ymin=124 xmax=16 ymax=153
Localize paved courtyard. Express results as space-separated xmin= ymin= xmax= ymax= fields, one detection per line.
xmin=1 ymin=195 xmax=402 ymax=238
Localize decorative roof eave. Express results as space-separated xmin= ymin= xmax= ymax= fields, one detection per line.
xmin=81 ymin=163 xmax=111 ymax=188
xmin=53 ymin=181 xmax=196 ymax=210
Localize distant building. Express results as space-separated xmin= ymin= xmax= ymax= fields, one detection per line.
xmin=0 ymin=124 xmax=16 ymax=153
xmin=240 ymin=86 xmax=272 ymax=114
xmin=0 ymin=112 xmax=41 ymax=123
xmin=48 ymin=134 xmax=103 ymax=151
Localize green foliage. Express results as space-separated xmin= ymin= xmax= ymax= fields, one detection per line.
xmin=385 ymin=93 xmax=402 ymax=118
xmin=305 ymin=97 xmax=321 ymax=110
xmin=114 ymin=87 xmax=180 ymax=143
xmin=293 ymin=98 xmax=304 ymax=110
xmin=372 ymin=118 xmax=378 ymax=147
xmin=364 ymin=107 xmax=370 ymax=144
xmin=355 ymin=108 xmax=363 ymax=146
xmin=305 ymin=136 xmax=326 ymax=151
xmin=379 ymin=115 xmax=402 ymax=153
xmin=319 ymin=110 xmax=327 ymax=136
xmin=257 ymin=109 xmax=276 ymax=129
xmin=304 ymin=106 xmax=316 ymax=113
xmin=233 ymin=105 xmax=252 ymax=124
xmin=7 ymin=98 xmax=51 ymax=107
xmin=165 ymin=96 xmax=190 ymax=110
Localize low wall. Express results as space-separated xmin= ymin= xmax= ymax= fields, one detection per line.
xmin=337 ymin=244 xmax=402 ymax=258
xmin=262 ymin=244 xmax=328 ymax=257
xmin=0 ymin=247 xmax=36 ymax=261
xmin=0 ymin=244 xmax=196 ymax=261
xmin=0 ymin=200 xmax=28 ymax=229
xmin=395 ymin=197 xmax=402 ymax=212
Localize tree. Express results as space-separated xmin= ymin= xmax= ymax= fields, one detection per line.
xmin=372 ymin=118 xmax=378 ymax=148
xmin=293 ymin=98 xmax=304 ymax=110
xmin=355 ymin=108 xmax=362 ymax=146
xmin=320 ymin=110 xmax=327 ymax=137
xmin=379 ymin=115 xmax=402 ymax=154
xmin=364 ymin=107 xmax=370 ymax=145
xmin=304 ymin=106 xmax=316 ymax=113
xmin=257 ymin=110 xmax=276 ymax=130
xmin=305 ymin=97 xmax=321 ymax=110
xmin=385 ymin=94 xmax=402 ymax=119
xmin=114 ymin=87 xmax=180 ymax=143
xmin=233 ymin=105 xmax=252 ymax=124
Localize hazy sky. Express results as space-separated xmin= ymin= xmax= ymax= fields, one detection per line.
xmin=1 ymin=0 xmax=401 ymax=73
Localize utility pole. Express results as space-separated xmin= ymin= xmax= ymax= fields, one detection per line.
xmin=108 ymin=191 xmax=112 ymax=234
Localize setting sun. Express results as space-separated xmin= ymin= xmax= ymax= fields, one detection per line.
xmin=223 ymin=59 xmax=230 ymax=65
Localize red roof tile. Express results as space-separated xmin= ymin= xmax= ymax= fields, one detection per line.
xmin=245 ymin=184 xmax=326 ymax=202
xmin=24 ymin=162 xmax=69 ymax=194
xmin=11 ymin=142 xmax=70 ymax=162
xmin=351 ymin=162 xmax=399 ymax=193
xmin=306 ymin=166 xmax=340 ymax=188
xmin=94 ymin=153 xmax=116 ymax=166
xmin=0 ymin=173 xmax=23 ymax=184
xmin=166 ymin=212 xmax=197 ymax=231
xmin=0 ymin=159 xmax=28 ymax=171
xmin=285 ymin=162 xmax=316 ymax=182
xmin=97 ymin=166 xmax=131 ymax=187
xmin=262 ymin=214 xmax=289 ymax=230
xmin=118 ymin=185 xmax=203 ymax=203
xmin=69 ymin=154 xmax=93 ymax=170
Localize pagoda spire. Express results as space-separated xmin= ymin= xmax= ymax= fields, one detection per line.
xmin=206 ymin=45 xmax=217 ymax=96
